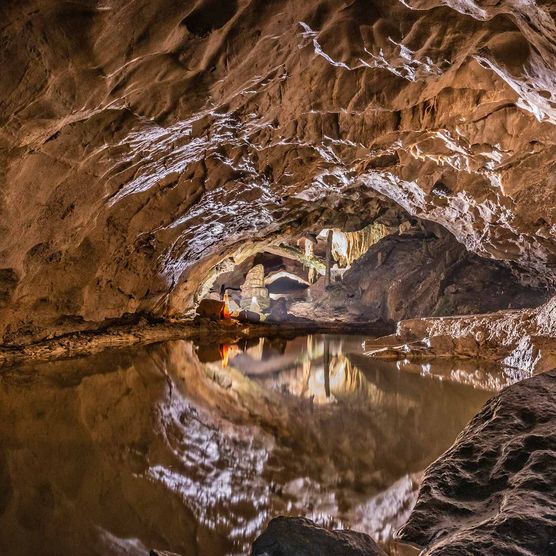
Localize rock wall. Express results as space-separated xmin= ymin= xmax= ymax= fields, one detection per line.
xmin=1 ymin=0 xmax=555 ymax=343
xmin=297 ymin=223 xmax=548 ymax=323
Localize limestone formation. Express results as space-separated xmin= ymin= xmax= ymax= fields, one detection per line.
xmin=365 ymin=295 xmax=556 ymax=376
xmin=2 ymin=2 xmax=556 ymax=554
xmin=397 ymin=370 xmax=556 ymax=555
xmin=240 ymin=264 xmax=270 ymax=312
xmin=329 ymin=223 xmax=391 ymax=268
xmin=290 ymin=223 xmax=548 ymax=325
xmin=0 ymin=0 xmax=555 ymax=343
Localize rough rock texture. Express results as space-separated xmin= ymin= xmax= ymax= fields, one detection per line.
xmin=398 ymin=369 xmax=556 ymax=555
xmin=301 ymin=223 xmax=548 ymax=323
xmin=365 ymin=295 xmax=556 ymax=375
xmin=1 ymin=0 xmax=555 ymax=344
xmin=240 ymin=263 xmax=270 ymax=311
xmin=252 ymin=517 xmax=386 ymax=556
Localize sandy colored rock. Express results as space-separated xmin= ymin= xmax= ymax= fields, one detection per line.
xmin=0 ymin=0 xmax=554 ymax=344
xmin=240 ymin=264 xmax=270 ymax=311
xmin=365 ymin=295 xmax=556 ymax=375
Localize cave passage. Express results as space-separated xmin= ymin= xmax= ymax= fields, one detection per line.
xmin=199 ymin=225 xmax=371 ymax=323
xmin=194 ymin=216 xmax=549 ymax=327
xmin=2 ymin=0 xmax=555 ymax=554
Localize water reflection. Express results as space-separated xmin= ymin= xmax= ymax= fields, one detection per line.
xmin=0 ymin=335 xmax=497 ymax=555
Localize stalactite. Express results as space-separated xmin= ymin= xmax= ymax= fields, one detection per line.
xmin=330 ymin=223 xmax=391 ymax=268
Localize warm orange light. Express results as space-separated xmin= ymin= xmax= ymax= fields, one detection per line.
xmin=219 ymin=343 xmax=239 ymax=367
xmin=220 ymin=344 xmax=230 ymax=367
xmin=222 ymin=293 xmax=232 ymax=319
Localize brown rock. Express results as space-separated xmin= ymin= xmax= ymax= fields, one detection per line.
xmin=366 ymin=295 xmax=556 ymax=376
xmin=196 ymin=299 xmax=224 ymax=320
xmin=268 ymin=297 xmax=288 ymax=322
xmin=238 ymin=309 xmax=261 ymax=323
xmin=0 ymin=0 xmax=554 ymax=344
xmin=398 ymin=370 xmax=556 ymax=555
xmin=252 ymin=517 xmax=386 ymax=556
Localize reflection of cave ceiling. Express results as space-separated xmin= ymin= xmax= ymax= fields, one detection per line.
xmin=1 ymin=0 xmax=555 ymax=342
xmin=0 ymin=338 xmax=491 ymax=554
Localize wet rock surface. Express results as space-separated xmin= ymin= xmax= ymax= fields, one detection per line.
xmin=252 ymin=516 xmax=386 ymax=556
xmin=365 ymin=295 xmax=556 ymax=375
xmin=398 ymin=369 xmax=556 ymax=555
xmin=1 ymin=0 xmax=555 ymax=343
xmin=301 ymin=223 xmax=548 ymax=324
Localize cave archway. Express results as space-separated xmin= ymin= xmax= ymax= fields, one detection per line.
xmin=186 ymin=209 xmax=549 ymax=326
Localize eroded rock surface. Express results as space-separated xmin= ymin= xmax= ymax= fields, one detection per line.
xmin=365 ymin=295 xmax=556 ymax=375
xmin=252 ymin=517 xmax=386 ymax=556
xmin=398 ymin=369 xmax=556 ymax=555
xmin=299 ymin=223 xmax=548 ymax=324
xmin=1 ymin=0 xmax=555 ymax=343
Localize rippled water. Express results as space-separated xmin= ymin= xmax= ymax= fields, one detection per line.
xmin=0 ymin=334 xmax=503 ymax=556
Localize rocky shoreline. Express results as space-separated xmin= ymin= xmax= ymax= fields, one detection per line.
xmin=251 ymin=370 xmax=556 ymax=555
xmin=365 ymin=296 xmax=556 ymax=376
xmin=0 ymin=318 xmax=392 ymax=368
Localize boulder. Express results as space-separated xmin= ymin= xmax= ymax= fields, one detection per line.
xmin=268 ymin=297 xmax=288 ymax=322
xmin=196 ymin=298 xmax=224 ymax=320
xmin=398 ymin=369 xmax=556 ymax=555
xmin=238 ymin=309 xmax=261 ymax=323
xmin=252 ymin=516 xmax=386 ymax=556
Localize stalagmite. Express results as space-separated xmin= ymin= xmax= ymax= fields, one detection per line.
xmin=325 ymin=230 xmax=333 ymax=287
xmin=305 ymin=239 xmax=317 ymax=284
xmin=240 ymin=264 xmax=270 ymax=312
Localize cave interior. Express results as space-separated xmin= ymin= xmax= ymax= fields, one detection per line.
xmin=1 ymin=0 xmax=556 ymax=554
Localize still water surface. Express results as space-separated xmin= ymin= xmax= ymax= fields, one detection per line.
xmin=0 ymin=334 xmax=503 ymax=555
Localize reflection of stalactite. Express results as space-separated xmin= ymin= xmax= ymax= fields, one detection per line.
xmin=331 ymin=223 xmax=390 ymax=267
xmin=329 ymin=354 xmax=380 ymax=400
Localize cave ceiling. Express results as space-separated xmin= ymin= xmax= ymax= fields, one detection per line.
xmin=0 ymin=0 xmax=555 ymax=341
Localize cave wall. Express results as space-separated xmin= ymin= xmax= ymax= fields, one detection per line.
xmin=300 ymin=223 xmax=549 ymax=323
xmin=1 ymin=0 xmax=555 ymax=343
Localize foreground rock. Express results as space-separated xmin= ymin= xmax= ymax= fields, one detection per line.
xmin=252 ymin=517 xmax=386 ymax=556
xmin=365 ymin=295 xmax=556 ymax=375
xmin=398 ymin=370 xmax=556 ymax=555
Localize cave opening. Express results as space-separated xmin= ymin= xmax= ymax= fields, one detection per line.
xmin=193 ymin=210 xmax=549 ymax=328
